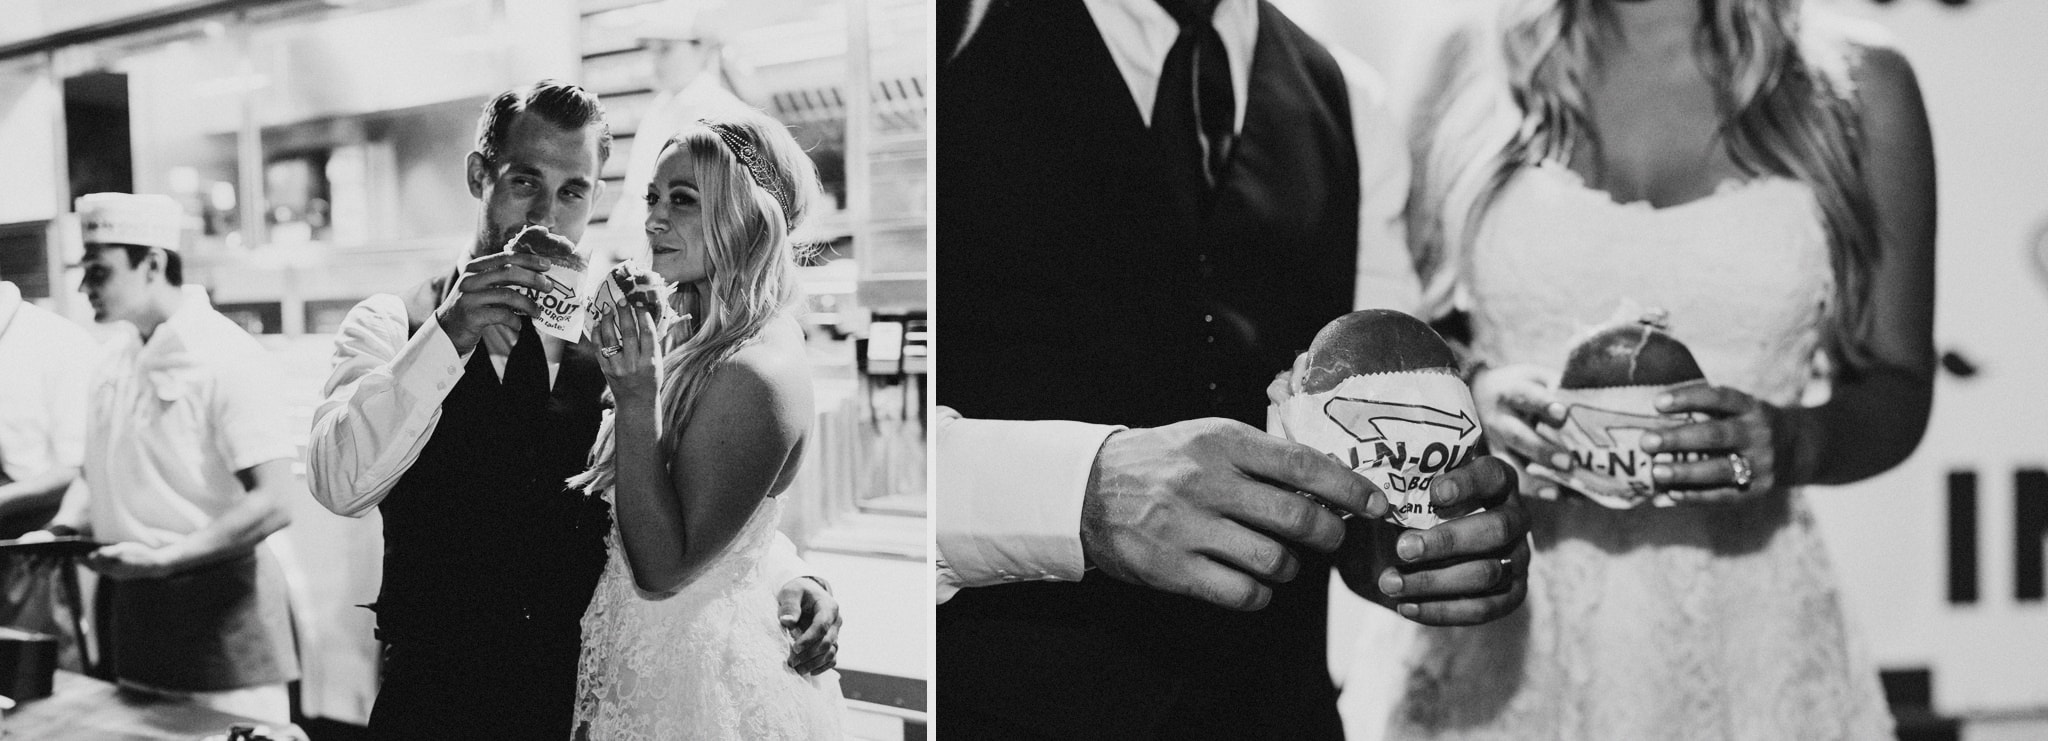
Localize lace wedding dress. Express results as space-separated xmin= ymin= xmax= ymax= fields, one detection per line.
xmin=573 ymin=494 xmax=844 ymax=740
xmin=1376 ymin=161 xmax=1894 ymax=739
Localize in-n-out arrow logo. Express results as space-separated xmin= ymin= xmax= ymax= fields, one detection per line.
xmin=502 ymin=261 xmax=593 ymax=342
xmin=514 ymin=272 xmax=582 ymax=317
xmin=1324 ymin=398 xmax=1478 ymax=444
xmin=1546 ymin=403 xmax=1706 ymax=498
xmin=1321 ymin=396 xmax=1483 ymax=491
xmin=1560 ymin=405 xmax=1675 ymax=448
xmin=1280 ymin=372 xmax=1483 ymax=528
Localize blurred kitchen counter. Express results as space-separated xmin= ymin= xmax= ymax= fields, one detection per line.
xmin=5 ymin=670 xmax=265 ymax=741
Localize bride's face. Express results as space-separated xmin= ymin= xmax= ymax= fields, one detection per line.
xmin=643 ymin=144 xmax=710 ymax=286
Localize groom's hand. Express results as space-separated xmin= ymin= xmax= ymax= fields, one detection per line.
xmin=435 ymin=251 xmax=551 ymax=355
xmin=1337 ymin=455 xmax=1530 ymax=625
xmin=1081 ymin=419 xmax=1390 ymax=611
xmin=778 ymin=577 xmax=840 ymax=675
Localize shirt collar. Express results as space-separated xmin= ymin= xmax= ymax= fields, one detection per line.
xmin=139 ymin=285 xmax=216 ymax=353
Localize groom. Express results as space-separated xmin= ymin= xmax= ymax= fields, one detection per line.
xmin=938 ymin=1 xmax=1529 ymax=737
xmin=307 ymin=80 xmax=839 ymax=739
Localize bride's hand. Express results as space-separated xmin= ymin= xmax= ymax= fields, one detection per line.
xmin=1471 ymin=365 xmax=1573 ymax=482
xmin=778 ymin=577 xmax=841 ymax=675
xmin=591 ymin=307 xmax=660 ymax=403
xmin=1642 ymin=384 xmax=1788 ymax=503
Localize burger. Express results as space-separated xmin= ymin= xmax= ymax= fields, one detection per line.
xmin=608 ymin=262 xmax=662 ymax=311
xmin=507 ymin=225 xmax=587 ymax=272
xmin=1283 ymin=309 xmax=1483 ymax=529
xmin=1539 ymin=311 xmax=1708 ymax=507
xmin=1558 ymin=314 xmax=1705 ymax=390
xmin=1297 ymin=309 xmax=1461 ymax=394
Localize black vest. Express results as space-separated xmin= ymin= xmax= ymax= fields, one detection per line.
xmin=938 ymin=2 xmax=1360 ymax=738
xmin=371 ymin=274 xmax=611 ymax=649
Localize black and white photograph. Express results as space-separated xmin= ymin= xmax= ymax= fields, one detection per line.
xmin=935 ymin=0 xmax=2048 ymax=738
xmin=0 ymin=0 xmax=928 ymax=738
xmin=8 ymin=0 xmax=2048 ymax=738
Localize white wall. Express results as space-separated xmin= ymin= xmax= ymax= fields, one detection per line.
xmin=1809 ymin=0 xmax=2048 ymax=716
xmin=1287 ymin=0 xmax=2048 ymax=717
xmin=0 ymin=57 xmax=63 ymax=225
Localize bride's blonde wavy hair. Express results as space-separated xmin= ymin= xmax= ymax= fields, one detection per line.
xmin=569 ymin=109 xmax=819 ymax=495
xmin=1417 ymin=0 xmax=1883 ymax=372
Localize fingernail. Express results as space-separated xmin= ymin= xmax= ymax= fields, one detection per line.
xmin=1656 ymin=394 xmax=1675 ymax=410
xmin=1550 ymin=452 xmax=1573 ymax=470
xmin=1641 ymin=433 xmax=1663 ymax=451
xmin=1546 ymin=402 xmax=1568 ymax=421
xmin=1434 ymin=478 xmax=1460 ymax=503
xmin=1398 ymin=603 xmax=1420 ymax=619
xmin=1652 ymin=464 xmax=1672 ymax=480
xmin=1397 ymin=533 xmax=1424 ymax=561
xmin=1538 ymin=486 xmax=1559 ymax=500
xmin=1378 ymin=570 xmax=1403 ymax=596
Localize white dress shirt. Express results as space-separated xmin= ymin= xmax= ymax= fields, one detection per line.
xmin=936 ymin=0 xmax=1421 ymax=602
xmin=0 ymin=282 xmax=94 ymax=488
xmin=306 ymin=282 xmax=810 ymax=584
xmin=84 ymin=290 xmax=297 ymax=547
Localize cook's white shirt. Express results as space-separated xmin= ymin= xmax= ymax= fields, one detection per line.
xmin=85 ymin=290 xmax=296 ymax=546
xmin=0 ymin=282 xmax=95 ymax=487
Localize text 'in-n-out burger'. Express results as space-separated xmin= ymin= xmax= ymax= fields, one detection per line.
xmin=1528 ymin=310 xmax=1712 ymax=508
xmin=1278 ymin=309 xmax=1485 ymax=529
xmin=588 ymin=261 xmax=664 ymax=325
xmin=505 ymin=225 xmax=592 ymax=342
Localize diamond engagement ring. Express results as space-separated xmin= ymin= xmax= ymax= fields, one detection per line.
xmin=601 ymin=345 xmax=623 ymax=357
xmin=1729 ymin=453 xmax=1755 ymax=491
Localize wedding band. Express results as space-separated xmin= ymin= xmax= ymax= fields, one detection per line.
xmin=601 ymin=345 xmax=622 ymax=357
xmin=1729 ymin=453 xmax=1755 ymax=491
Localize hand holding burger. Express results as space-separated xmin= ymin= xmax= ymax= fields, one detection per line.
xmin=1276 ymin=309 xmax=1530 ymax=625
xmin=435 ymin=238 xmax=553 ymax=355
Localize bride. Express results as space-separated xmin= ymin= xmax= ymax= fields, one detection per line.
xmin=569 ymin=111 xmax=844 ymax=740
xmin=1360 ymin=0 xmax=1937 ymax=737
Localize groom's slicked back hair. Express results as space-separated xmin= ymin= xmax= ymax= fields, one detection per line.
xmin=475 ymin=80 xmax=613 ymax=167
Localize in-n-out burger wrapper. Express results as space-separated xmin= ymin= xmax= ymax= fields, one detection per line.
xmin=1529 ymin=313 xmax=1709 ymax=509
xmin=1278 ymin=310 xmax=1484 ymax=529
xmin=586 ymin=262 xmax=664 ymax=326
xmin=505 ymin=225 xmax=593 ymax=342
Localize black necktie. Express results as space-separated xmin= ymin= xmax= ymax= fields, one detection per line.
xmin=1153 ymin=0 xmax=1234 ymax=190
xmin=503 ymin=317 xmax=550 ymax=408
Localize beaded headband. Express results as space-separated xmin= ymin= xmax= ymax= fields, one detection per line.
xmin=699 ymin=119 xmax=792 ymax=228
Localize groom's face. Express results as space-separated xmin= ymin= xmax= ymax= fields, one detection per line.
xmin=467 ymin=111 xmax=607 ymax=258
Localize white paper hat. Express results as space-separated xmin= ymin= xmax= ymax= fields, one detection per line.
xmin=76 ymin=192 xmax=184 ymax=251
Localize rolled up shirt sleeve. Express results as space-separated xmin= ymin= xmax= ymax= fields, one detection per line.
xmin=934 ymin=408 xmax=1123 ymax=603
xmin=305 ymin=295 xmax=470 ymax=517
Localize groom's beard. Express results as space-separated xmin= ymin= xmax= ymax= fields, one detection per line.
xmin=479 ymin=221 xmax=528 ymax=257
